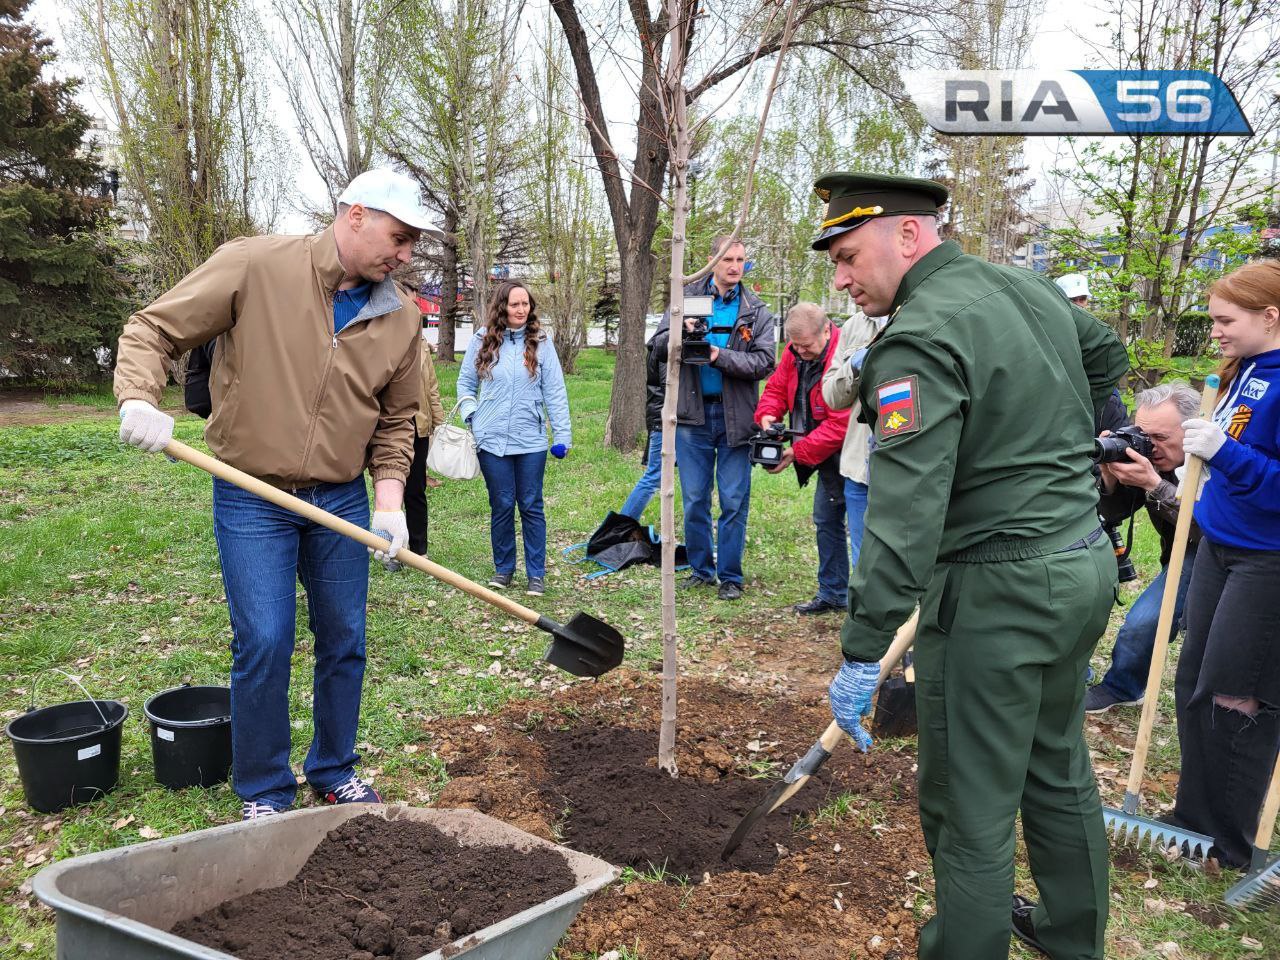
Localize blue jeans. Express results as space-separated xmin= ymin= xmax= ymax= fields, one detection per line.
xmin=1096 ymin=545 xmax=1196 ymax=702
xmin=675 ymin=404 xmax=751 ymax=584
xmin=477 ymin=449 xmax=548 ymax=578
xmin=620 ymin=431 xmax=664 ymax=520
xmin=212 ymin=476 xmax=370 ymax=810
xmin=845 ymin=478 xmax=869 ymax=571
xmin=814 ymin=475 xmax=849 ymax=605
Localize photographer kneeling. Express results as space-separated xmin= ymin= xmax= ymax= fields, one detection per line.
xmin=754 ymin=303 xmax=852 ymax=614
xmin=1086 ymin=382 xmax=1202 ymax=713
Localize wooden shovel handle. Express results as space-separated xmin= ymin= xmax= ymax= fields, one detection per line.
xmin=1124 ymin=375 xmax=1220 ymax=800
xmin=164 ymin=439 xmax=544 ymax=627
xmin=819 ymin=607 xmax=920 ymax=752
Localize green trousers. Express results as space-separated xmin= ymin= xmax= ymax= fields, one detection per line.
xmin=914 ymin=534 xmax=1115 ymax=960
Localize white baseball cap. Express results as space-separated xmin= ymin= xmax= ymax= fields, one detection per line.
xmin=337 ymin=169 xmax=437 ymax=232
xmin=1055 ymin=273 xmax=1090 ymax=300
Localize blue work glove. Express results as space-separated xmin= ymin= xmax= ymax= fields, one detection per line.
xmin=550 ymin=443 xmax=568 ymax=459
xmin=849 ymin=347 xmax=868 ymax=371
xmin=829 ymin=660 xmax=880 ymax=752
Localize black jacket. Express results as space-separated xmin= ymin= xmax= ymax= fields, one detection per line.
xmin=649 ymin=281 xmax=777 ymax=447
xmin=1098 ymin=470 xmax=1200 ymax=567
xmin=645 ymin=337 xmax=666 ymax=433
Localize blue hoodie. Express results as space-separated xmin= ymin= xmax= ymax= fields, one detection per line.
xmin=457 ymin=326 xmax=572 ymax=457
xmin=1195 ymin=348 xmax=1280 ymax=551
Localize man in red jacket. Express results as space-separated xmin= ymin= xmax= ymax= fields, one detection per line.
xmin=756 ymin=302 xmax=852 ymax=614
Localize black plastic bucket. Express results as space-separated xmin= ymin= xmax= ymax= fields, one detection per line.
xmin=143 ymin=685 xmax=232 ymax=790
xmin=5 ymin=700 xmax=128 ymax=813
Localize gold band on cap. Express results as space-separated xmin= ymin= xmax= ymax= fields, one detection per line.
xmin=820 ymin=205 xmax=884 ymax=229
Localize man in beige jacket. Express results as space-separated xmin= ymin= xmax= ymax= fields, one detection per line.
xmin=821 ymin=311 xmax=881 ymax=568
xmin=114 ymin=169 xmax=434 ymax=819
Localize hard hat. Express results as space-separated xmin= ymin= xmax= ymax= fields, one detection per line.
xmin=1055 ymin=273 xmax=1090 ymax=300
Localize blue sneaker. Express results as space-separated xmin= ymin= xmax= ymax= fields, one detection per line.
xmin=315 ymin=775 xmax=381 ymax=805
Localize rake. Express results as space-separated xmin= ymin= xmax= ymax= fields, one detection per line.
xmin=1102 ymin=374 xmax=1219 ymax=862
xmin=1224 ymin=749 xmax=1280 ymax=909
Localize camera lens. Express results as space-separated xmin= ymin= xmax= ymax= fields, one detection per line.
xmin=1091 ymin=435 xmax=1130 ymax=464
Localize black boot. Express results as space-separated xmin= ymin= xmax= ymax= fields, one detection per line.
xmin=1011 ymin=895 xmax=1049 ymax=957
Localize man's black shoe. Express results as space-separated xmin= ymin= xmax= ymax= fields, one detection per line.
xmin=793 ymin=597 xmax=843 ymax=615
xmin=1011 ymin=894 xmax=1049 ymax=956
xmin=680 ymin=574 xmax=716 ymax=590
xmin=718 ymin=581 xmax=743 ymax=601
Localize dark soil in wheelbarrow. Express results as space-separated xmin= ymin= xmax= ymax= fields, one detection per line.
xmin=430 ymin=672 xmax=931 ymax=959
xmin=171 ymin=814 xmax=577 ymax=960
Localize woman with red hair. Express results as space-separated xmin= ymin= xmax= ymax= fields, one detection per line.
xmin=1172 ymin=258 xmax=1280 ymax=868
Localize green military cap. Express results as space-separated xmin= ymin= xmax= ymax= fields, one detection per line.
xmin=810 ymin=172 xmax=949 ymax=251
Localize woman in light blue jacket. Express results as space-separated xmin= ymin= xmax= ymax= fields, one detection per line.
xmin=457 ymin=281 xmax=571 ymax=596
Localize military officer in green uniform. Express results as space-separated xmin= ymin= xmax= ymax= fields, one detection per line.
xmin=819 ymin=173 xmax=1128 ymax=960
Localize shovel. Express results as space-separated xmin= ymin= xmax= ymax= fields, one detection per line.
xmin=1224 ymin=749 xmax=1280 ymax=909
xmin=720 ymin=608 xmax=919 ymax=859
xmin=1102 ymin=374 xmax=1219 ymax=861
xmin=164 ymin=440 xmax=626 ymax=678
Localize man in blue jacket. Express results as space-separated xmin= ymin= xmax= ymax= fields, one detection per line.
xmin=649 ymin=236 xmax=776 ymax=599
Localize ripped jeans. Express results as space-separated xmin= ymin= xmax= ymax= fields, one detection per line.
xmin=1173 ymin=537 xmax=1280 ymax=867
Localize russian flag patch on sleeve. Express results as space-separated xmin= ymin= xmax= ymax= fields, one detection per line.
xmin=876 ymin=375 xmax=920 ymax=439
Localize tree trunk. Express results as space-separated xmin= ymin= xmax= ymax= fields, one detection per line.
xmin=605 ymin=244 xmax=654 ymax=451
xmin=439 ymin=204 xmax=460 ymax=363
xmin=657 ymin=0 xmax=691 ymax=777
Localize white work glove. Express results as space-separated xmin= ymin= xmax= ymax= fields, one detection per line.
xmin=1182 ymin=418 xmax=1228 ymax=462
xmin=369 ymin=510 xmax=409 ymax=570
xmin=118 ymin=399 xmax=174 ymax=453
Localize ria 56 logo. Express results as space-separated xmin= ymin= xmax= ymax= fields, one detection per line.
xmin=905 ymin=70 xmax=1253 ymax=136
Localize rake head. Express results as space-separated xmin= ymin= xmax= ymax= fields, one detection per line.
xmin=1102 ymin=806 xmax=1213 ymax=864
xmin=1225 ymin=856 xmax=1280 ymax=910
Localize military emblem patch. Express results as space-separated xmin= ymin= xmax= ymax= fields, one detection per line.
xmin=876 ymin=376 xmax=920 ymax=439
xmin=1228 ymin=404 xmax=1252 ymax=440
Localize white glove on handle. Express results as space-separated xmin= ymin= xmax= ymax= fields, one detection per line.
xmin=119 ymin=399 xmax=174 ymax=453
xmin=370 ymin=510 xmax=409 ymax=570
xmin=1182 ymin=418 xmax=1227 ymax=462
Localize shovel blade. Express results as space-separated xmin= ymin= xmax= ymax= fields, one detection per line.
xmin=721 ymin=778 xmax=797 ymax=860
xmin=543 ymin=612 xmax=626 ymax=678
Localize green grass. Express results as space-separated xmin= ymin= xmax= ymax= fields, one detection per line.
xmin=1 ymin=349 xmax=1278 ymax=958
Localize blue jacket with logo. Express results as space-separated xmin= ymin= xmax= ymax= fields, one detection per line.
xmin=1197 ymin=348 xmax=1280 ymax=551
xmin=456 ymin=327 xmax=572 ymax=457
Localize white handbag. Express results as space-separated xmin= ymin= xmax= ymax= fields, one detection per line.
xmin=426 ymin=400 xmax=481 ymax=480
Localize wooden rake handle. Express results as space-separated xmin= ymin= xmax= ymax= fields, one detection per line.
xmin=1123 ymin=375 xmax=1220 ymax=804
xmin=1253 ymin=749 xmax=1280 ymax=855
xmin=164 ymin=439 xmax=544 ymax=627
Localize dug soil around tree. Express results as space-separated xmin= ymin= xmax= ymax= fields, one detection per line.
xmin=431 ymin=673 xmax=930 ymax=960
xmin=171 ymin=814 xmax=578 ymax=960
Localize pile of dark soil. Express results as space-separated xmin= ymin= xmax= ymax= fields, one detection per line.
xmin=171 ymin=814 xmax=577 ymax=960
xmin=539 ymin=722 xmax=814 ymax=876
xmin=433 ymin=673 xmax=929 ymax=959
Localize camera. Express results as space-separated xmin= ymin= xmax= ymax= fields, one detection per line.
xmin=1104 ymin=522 xmax=1138 ymax=583
xmin=749 ymin=422 xmax=801 ymax=467
xmin=1091 ymin=424 xmax=1154 ymax=464
xmin=682 ymin=295 xmax=715 ymax=365
xmin=683 ymin=317 xmax=713 ymax=365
